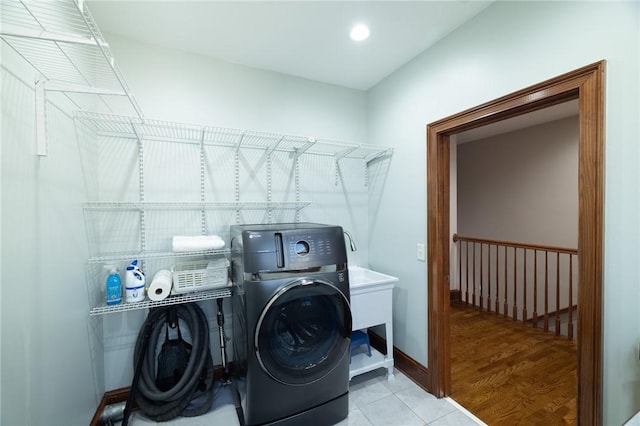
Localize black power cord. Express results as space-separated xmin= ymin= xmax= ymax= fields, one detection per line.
xmin=216 ymin=298 xmax=230 ymax=383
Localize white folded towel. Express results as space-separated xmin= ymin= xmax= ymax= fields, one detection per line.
xmin=172 ymin=235 xmax=225 ymax=252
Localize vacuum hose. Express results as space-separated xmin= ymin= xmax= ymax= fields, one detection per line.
xmin=122 ymin=303 xmax=214 ymax=424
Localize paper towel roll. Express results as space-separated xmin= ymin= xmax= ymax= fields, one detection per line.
xmin=172 ymin=235 xmax=225 ymax=252
xmin=148 ymin=269 xmax=173 ymax=301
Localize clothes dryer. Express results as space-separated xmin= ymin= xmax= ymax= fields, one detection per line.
xmin=230 ymin=223 xmax=352 ymax=426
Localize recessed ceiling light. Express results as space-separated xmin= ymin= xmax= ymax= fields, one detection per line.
xmin=350 ymin=24 xmax=370 ymax=42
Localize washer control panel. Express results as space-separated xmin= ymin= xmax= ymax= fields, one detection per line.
xmin=235 ymin=224 xmax=347 ymax=272
xmin=287 ymin=232 xmax=336 ymax=263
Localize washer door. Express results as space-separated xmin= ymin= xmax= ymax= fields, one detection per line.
xmin=255 ymin=278 xmax=352 ymax=385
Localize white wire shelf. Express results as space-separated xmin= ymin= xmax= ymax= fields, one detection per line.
xmin=74 ymin=111 xmax=393 ymax=162
xmin=0 ymin=0 xmax=142 ymax=118
xmin=87 ymin=248 xmax=231 ymax=264
xmin=89 ymin=287 xmax=232 ymax=316
xmin=82 ymin=201 xmax=312 ymax=211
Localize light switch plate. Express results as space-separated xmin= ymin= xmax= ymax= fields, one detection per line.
xmin=417 ymin=243 xmax=425 ymax=261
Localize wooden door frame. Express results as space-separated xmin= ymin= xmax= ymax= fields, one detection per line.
xmin=426 ymin=61 xmax=604 ymax=424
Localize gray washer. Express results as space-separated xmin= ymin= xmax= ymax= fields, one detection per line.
xmin=230 ymin=223 xmax=352 ymax=426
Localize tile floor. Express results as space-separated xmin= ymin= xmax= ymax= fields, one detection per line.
xmin=122 ymin=368 xmax=486 ymax=426
xmin=625 ymin=411 xmax=640 ymax=425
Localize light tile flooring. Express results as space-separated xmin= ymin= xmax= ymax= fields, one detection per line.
xmin=122 ymin=368 xmax=486 ymax=426
xmin=625 ymin=411 xmax=640 ymax=425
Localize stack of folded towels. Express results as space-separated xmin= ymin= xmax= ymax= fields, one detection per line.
xmin=172 ymin=235 xmax=225 ymax=252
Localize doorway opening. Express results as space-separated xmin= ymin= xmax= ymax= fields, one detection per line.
xmin=426 ymin=61 xmax=604 ymax=424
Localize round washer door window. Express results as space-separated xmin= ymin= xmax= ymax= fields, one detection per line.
xmin=255 ymin=278 xmax=352 ymax=385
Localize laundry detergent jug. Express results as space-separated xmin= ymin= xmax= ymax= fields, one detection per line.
xmin=125 ymin=260 xmax=146 ymax=303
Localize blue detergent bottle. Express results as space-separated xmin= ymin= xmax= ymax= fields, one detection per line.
xmin=104 ymin=264 xmax=122 ymax=305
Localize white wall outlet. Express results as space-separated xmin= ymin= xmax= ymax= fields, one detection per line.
xmin=417 ymin=243 xmax=425 ymax=261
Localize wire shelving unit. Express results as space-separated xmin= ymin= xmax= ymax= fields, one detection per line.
xmin=89 ymin=287 xmax=232 ymax=316
xmin=74 ymin=111 xmax=393 ymax=162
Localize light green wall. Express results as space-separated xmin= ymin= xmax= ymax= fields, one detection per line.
xmin=1 ymin=47 xmax=96 ymax=424
xmin=104 ymin=34 xmax=368 ymax=143
xmin=0 ymin=26 xmax=3 ymax=420
xmin=367 ymin=1 xmax=640 ymax=424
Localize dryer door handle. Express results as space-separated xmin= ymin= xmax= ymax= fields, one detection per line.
xmin=274 ymin=232 xmax=285 ymax=268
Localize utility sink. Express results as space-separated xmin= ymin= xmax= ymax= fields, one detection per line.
xmin=348 ymin=266 xmax=398 ymax=288
xmin=347 ymin=266 xmax=397 ymax=380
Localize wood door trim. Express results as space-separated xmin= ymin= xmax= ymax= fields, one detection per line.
xmin=426 ymin=61 xmax=604 ymax=425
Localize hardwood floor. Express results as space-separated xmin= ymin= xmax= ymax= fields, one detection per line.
xmin=450 ymin=302 xmax=577 ymax=425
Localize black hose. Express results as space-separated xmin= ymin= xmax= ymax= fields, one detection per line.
xmin=125 ymin=303 xmax=214 ymax=423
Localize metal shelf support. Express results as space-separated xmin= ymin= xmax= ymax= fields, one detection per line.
xmin=35 ymin=76 xmax=47 ymax=156
xmin=199 ymin=129 xmax=207 ymax=234
xmin=334 ymin=146 xmax=359 ymax=186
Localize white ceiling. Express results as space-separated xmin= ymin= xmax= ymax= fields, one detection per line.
xmin=86 ymin=1 xmax=577 ymax=140
xmin=86 ymin=0 xmax=494 ymax=91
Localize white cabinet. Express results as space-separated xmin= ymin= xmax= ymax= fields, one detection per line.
xmin=348 ymin=267 xmax=398 ymax=380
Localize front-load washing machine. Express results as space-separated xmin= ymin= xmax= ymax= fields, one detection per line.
xmin=230 ymin=223 xmax=352 ymax=426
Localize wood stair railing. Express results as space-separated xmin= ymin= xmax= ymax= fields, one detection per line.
xmin=452 ymin=234 xmax=578 ymax=340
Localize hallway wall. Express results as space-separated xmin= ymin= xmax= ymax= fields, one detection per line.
xmin=455 ymin=116 xmax=579 ymax=316
xmin=457 ymin=116 xmax=579 ymax=248
xmin=366 ymin=2 xmax=640 ymax=423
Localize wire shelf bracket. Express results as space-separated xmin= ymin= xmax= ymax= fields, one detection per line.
xmin=35 ymin=76 xmax=48 ymax=155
